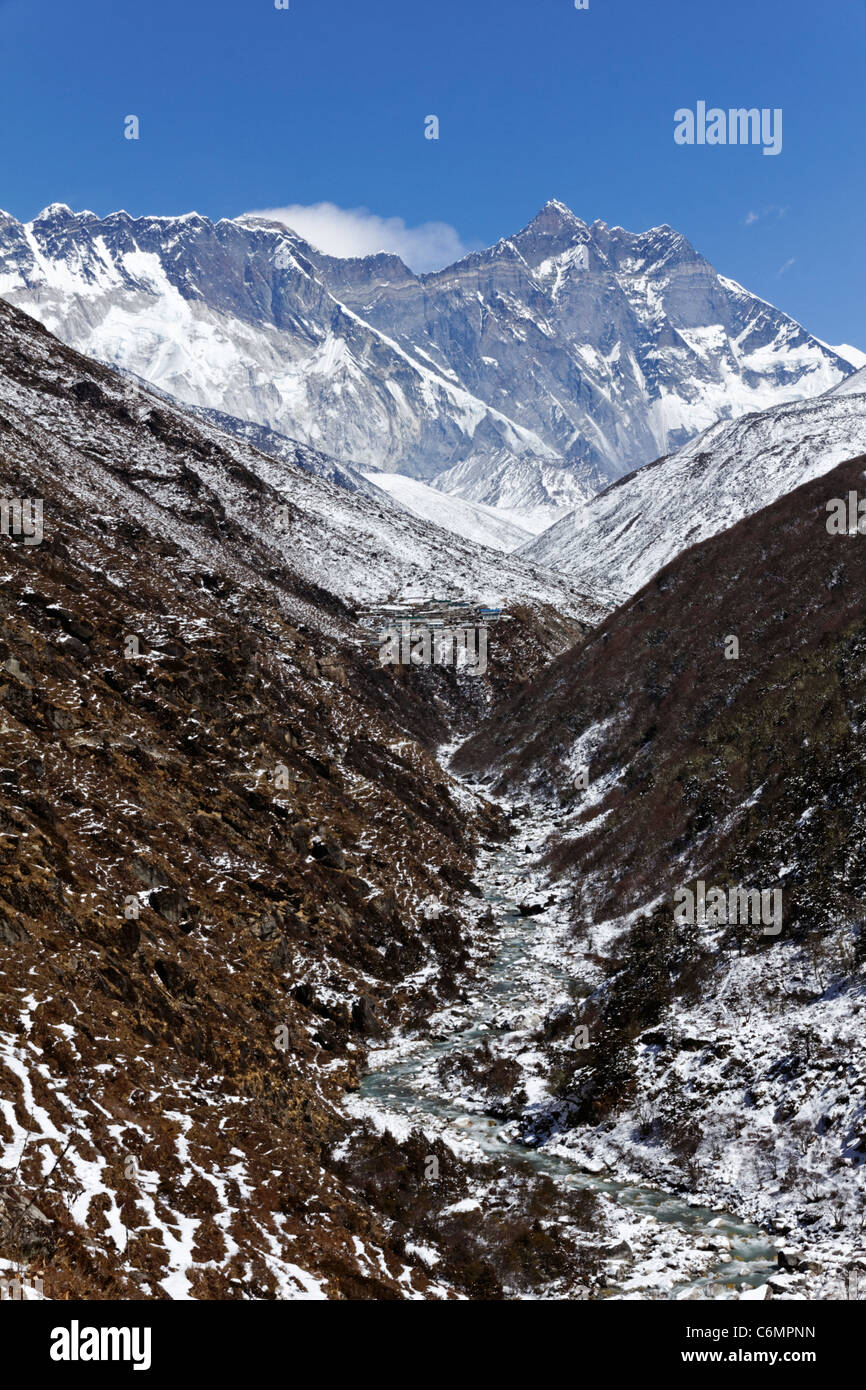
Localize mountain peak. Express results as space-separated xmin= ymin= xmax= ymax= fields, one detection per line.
xmin=0 ymin=197 xmax=850 ymax=508
xmin=527 ymin=199 xmax=586 ymax=233
xmin=543 ymin=198 xmax=577 ymax=217
xmin=34 ymin=202 xmax=75 ymax=221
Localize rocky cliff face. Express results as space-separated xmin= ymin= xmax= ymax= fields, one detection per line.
xmin=0 ymin=201 xmax=852 ymax=529
xmin=339 ymin=202 xmax=851 ymax=496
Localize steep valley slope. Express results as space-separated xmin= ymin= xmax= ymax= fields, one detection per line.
xmin=4 ymin=289 xmax=864 ymax=1301
xmin=0 ymin=297 xmax=602 ymax=1300
xmin=522 ymin=384 xmax=866 ymax=610
xmin=455 ymin=452 xmax=866 ymax=1297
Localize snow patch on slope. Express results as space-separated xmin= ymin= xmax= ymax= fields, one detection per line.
xmin=362 ymin=472 xmax=533 ymax=552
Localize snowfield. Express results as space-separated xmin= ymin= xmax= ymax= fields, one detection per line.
xmin=361 ymin=472 xmax=534 ymax=552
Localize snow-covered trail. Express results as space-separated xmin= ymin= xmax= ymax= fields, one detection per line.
xmin=348 ymin=770 xmax=779 ymax=1300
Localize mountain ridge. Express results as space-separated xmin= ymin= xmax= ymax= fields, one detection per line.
xmin=0 ymin=200 xmax=853 ymax=535
xmin=521 ymin=381 xmax=866 ymax=607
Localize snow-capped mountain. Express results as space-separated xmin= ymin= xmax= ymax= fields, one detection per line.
xmin=832 ymin=365 xmax=866 ymax=397
xmin=0 ymin=201 xmax=854 ymax=533
xmin=520 ymin=382 xmax=866 ymax=608
xmin=335 ymin=200 xmax=853 ymax=503
xmin=0 ymin=297 xmax=596 ymax=622
xmin=4 ymin=233 xmax=864 ymax=1306
xmin=0 ymin=203 xmax=557 ymax=505
xmin=828 ymin=343 xmax=866 ymax=370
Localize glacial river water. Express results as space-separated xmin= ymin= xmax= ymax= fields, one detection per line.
xmin=358 ymin=840 xmax=778 ymax=1298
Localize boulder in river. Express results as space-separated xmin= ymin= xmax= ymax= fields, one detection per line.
xmin=351 ymin=995 xmax=382 ymax=1036
xmin=777 ymin=1248 xmax=805 ymax=1271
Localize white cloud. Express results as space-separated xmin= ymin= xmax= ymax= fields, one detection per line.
xmin=777 ymin=257 xmax=796 ymax=276
xmin=240 ymin=202 xmax=474 ymax=273
xmin=744 ymin=205 xmax=789 ymax=226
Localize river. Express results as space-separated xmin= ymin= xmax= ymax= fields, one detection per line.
xmin=353 ymin=793 xmax=777 ymax=1298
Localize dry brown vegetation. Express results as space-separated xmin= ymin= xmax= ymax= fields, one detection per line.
xmin=0 ymin=298 xmax=584 ymax=1299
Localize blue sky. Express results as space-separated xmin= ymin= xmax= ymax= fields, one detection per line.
xmin=1 ymin=0 xmax=863 ymax=347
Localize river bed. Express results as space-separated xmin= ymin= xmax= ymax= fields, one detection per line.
xmin=348 ymin=794 xmax=778 ymax=1299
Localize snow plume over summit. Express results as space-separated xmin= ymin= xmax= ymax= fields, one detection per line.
xmin=239 ymin=202 xmax=475 ymax=273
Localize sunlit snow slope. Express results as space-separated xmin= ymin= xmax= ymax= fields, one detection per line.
xmin=361 ymin=472 xmax=533 ymax=551
xmin=521 ymin=384 xmax=866 ymax=608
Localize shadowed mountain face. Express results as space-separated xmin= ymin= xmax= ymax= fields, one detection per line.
xmin=455 ymin=454 xmax=866 ymax=1248
xmin=0 ymin=298 xmax=595 ymax=1299
xmin=0 ymin=202 xmax=852 ymax=529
